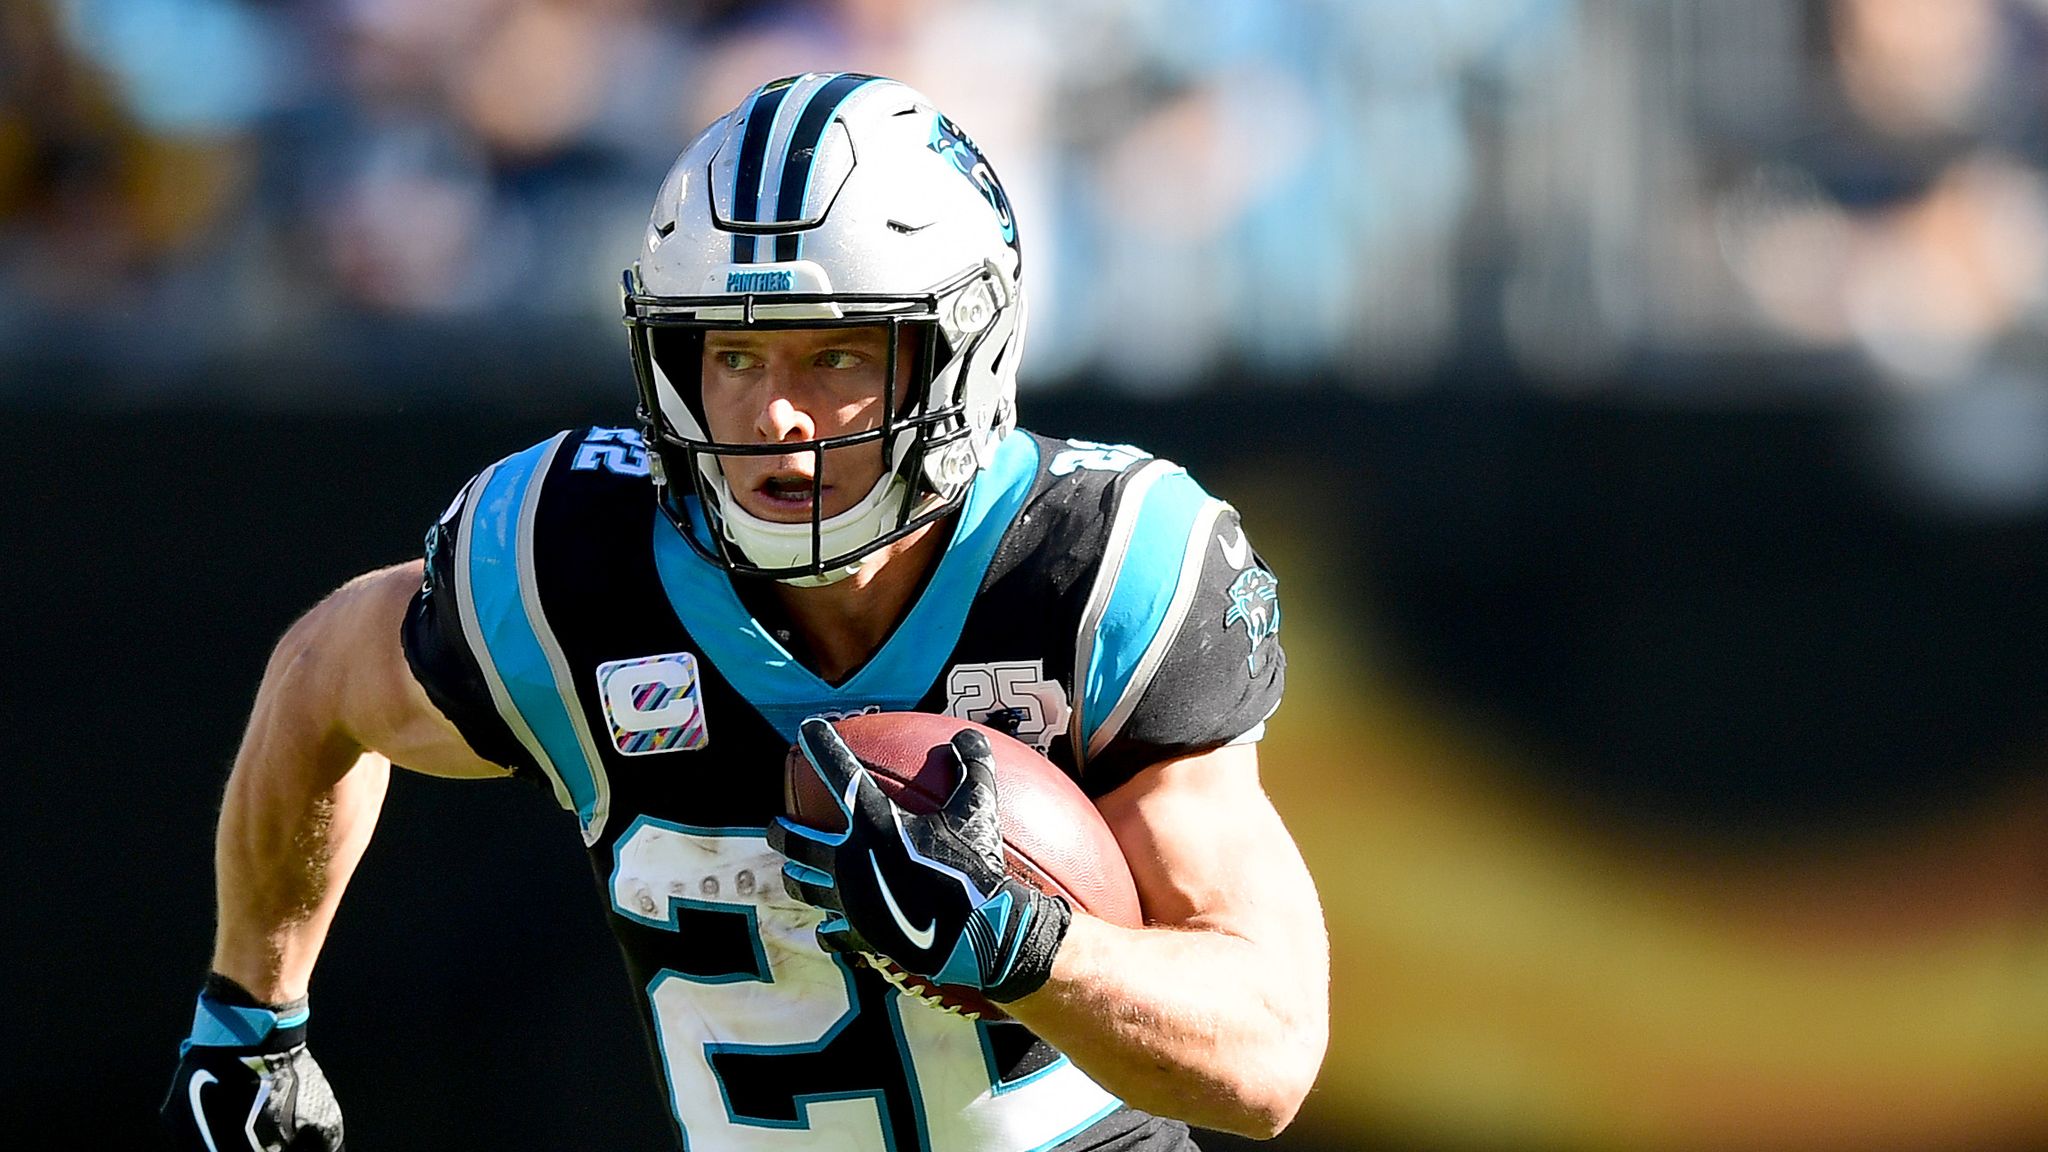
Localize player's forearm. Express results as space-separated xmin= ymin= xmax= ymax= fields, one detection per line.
xmin=210 ymin=610 xmax=393 ymax=1003
xmin=1002 ymin=913 xmax=1328 ymax=1138
xmin=212 ymin=748 xmax=389 ymax=1002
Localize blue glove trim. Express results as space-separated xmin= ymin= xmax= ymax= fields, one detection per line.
xmin=183 ymin=991 xmax=308 ymax=1053
xmin=783 ymin=860 xmax=835 ymax=889
xmin=930 ymin=888 xmax=1023 ymax=989
xmin=995 ymin=896 xmax=1033 ymax=976
xmin=773 ymin=816 xmax=847 ymax=849
xmin=981 ymin=888 xmax=1016 ymax=941
xmin=932 ymin=930 xmax=984 ymax=989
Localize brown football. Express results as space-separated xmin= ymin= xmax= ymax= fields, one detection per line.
xmin=782 ymin=711 xmax=1143 ymax=1020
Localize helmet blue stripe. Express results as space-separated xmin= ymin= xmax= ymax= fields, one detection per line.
xmin=729 ymin=80 xmax=794 ymax=264
xmin=773 ymin=72 xmax=880 ymax=262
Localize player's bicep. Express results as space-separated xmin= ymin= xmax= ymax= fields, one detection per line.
xmin=1094 ymin=744 xmax=1324 ymax=970
xmin=324 ymin=561 xmax=510 ymax=780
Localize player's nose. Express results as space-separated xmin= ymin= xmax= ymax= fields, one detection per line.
xmin=756 ymin=393 xmax=817 ymax=444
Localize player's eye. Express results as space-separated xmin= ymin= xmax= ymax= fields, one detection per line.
xmin=715 ymin=350 xmax=759 ymax=372
xmin=815 ymin=349 xmax=866 ymax=370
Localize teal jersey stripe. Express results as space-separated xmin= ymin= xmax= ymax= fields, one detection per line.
xmin=1080 ymin=466 xmax=1215 ymax=752
xmin=651 ymin=434 xmax=1040 ymax=740
xmin=465 ymin=437 xmax=602 ymax=827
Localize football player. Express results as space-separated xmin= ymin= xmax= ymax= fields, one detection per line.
xmin=162 ymin=73 xmax=1328 ymax=1152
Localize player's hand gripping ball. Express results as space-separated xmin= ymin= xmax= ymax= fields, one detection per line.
xmin=770 ymin=713 xmax=1142 ymax=1020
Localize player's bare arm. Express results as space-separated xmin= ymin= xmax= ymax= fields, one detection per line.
xmin=999 ymin=744 xmax=1330 ymax=1138
xmin=212 ymin=560 xmax=504 ymax=1002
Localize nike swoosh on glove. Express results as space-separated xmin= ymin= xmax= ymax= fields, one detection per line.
xmin=162 ymin=974 xmax=344 ymax=1152
xmin=767 ymin=718 xmax=1071 ymax=1003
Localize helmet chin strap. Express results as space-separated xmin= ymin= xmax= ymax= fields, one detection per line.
xmin=717 ymin=471 xmax=910 ymax=587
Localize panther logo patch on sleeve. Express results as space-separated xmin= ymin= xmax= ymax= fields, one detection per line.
xmin=1223 ymin=569 xmax=1282 ymax=672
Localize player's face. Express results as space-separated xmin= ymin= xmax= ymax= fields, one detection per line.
xmin=699 ymin=326 xmax=912 ymax=523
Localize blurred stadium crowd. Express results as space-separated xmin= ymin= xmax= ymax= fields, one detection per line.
xmin=7 ymin=0 xmax=2048 ymax=409
xmin=10 ymin=5 xmax=2048 ymax=1150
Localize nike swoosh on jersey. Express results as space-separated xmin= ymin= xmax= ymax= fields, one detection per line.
xmin=870 ymin=849 xmax=939 ymax=951
xmin=1218 ymin=526 xmax=1249 ymax=569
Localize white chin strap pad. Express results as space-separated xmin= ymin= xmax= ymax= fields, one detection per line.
xmin=718 ymin=471 xmax=909 ymax=586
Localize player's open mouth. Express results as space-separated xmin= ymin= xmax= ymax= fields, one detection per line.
xmin=754 ymin=473 xmax=824 ymax=512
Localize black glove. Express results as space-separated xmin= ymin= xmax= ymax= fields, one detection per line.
xmin=767 ymin=718 xmax=1070 ymax=1003
xmin=161 ymin=973 xmax=344 ymax=1151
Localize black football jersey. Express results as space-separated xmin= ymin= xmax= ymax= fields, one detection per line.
xmin=402 ymin=426 xmax=1286 ymax=1152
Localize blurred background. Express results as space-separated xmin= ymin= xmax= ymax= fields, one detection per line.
xmin=8 ymin=0 xmax=2048 ymax=1149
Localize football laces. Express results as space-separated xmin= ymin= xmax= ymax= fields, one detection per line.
xmin=861 ymin=953 xmax=982 ymax=1020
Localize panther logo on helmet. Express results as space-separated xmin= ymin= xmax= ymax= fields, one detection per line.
xmin=928 ymin=113 xmax=1019 ymax=260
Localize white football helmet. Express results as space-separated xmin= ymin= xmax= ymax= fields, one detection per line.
xmin=623 ymin=72 xmax=1027 ymax=585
